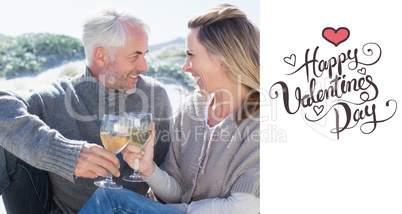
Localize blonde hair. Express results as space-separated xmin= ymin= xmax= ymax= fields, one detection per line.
xmin=188 ymin=4 xmax=260 ymax=124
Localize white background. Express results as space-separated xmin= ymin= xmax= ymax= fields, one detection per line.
xmin=261 ymin=0 xmax=402 ymax=213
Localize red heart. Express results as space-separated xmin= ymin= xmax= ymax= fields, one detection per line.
xmin=322 ymin=27 xmax=350 ymax=47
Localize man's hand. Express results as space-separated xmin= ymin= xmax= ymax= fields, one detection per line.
xmin=74 ymin=143 xmax=121 ymax=178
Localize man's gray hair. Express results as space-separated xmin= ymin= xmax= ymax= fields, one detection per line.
xmin=82 ymin=5 xmax=150 ymax=66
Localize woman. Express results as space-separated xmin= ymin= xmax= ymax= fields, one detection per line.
xmin=79 ymin=4 xmax=260 ymax=213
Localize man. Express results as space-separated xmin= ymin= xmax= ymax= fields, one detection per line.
xmin=0 ymin=6 xmax=172 ymax=213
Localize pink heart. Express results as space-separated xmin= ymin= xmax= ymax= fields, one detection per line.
xmin=322 ymin=27 xmax=350 ymax=47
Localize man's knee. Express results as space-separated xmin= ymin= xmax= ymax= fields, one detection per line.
xmin=0 ymin=149 xmax=53 ymax=213
xmin=0 ymin=147 xmax=17 ymax=194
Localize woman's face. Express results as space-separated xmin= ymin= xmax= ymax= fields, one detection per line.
xmin=182 ymin=28 xmax=228 ymax=95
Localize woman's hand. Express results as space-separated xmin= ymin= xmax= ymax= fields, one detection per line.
xmin=121 ymin=122 xmax=156 ymax=177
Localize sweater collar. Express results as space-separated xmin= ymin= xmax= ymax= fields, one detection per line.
xmin=192 ymin=92 xmax=235 ymax=130
xmin=74 ymin=67 xmax=134 ymax=99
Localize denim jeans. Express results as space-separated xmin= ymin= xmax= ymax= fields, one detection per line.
xmin=0 ymin=146 xmax=55 ymax=214
xmin=79 ymin=188 xmax=184 ymax=214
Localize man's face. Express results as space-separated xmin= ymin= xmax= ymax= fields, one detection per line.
xmin=102 ymin=24 xmax=149 ymax=94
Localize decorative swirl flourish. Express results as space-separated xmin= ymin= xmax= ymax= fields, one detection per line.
xmin=348 ymin=42 xmax=382 ymax=70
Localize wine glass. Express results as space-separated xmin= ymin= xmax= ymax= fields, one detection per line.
xmin=123 ymin=112 xmax=153 ymax=182
xmin=94 ymin=114 xmax=129 ymax=189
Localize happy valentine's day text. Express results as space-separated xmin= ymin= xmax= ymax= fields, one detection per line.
xmin=270 ymin=43 xmax=397 ymax=139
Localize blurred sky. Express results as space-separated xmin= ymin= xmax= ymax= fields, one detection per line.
xmin=0 ymin=0 xmax=259 ymax=45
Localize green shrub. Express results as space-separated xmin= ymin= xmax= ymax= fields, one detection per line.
xmin=0 ymin=33 xmax=195 ymax=89
xmin=145 ymin=44 xmax=195 ymax=89
xmin=0 ymin=33 xmax=84 ymax=77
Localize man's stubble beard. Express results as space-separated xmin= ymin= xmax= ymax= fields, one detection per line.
xmin=103 ymin=62 xmax=137 ymax=94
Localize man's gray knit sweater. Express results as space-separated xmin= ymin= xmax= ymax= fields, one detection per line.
xmin=0 ymin=68 xmax=172 ymax=213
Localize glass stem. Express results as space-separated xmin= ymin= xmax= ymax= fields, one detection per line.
xmin=134 ymin=158 xmax=140 ymax=174
xmin=106 ymin=172 xmax=113 ymax=182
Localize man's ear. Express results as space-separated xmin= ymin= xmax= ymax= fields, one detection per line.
xmin=93 ymin=47 xmax=110 ymax=67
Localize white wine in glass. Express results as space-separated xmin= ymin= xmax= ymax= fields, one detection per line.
xmin=101 ymin=133 xmax=129 ymax=154
xmin=123 ymin=112 xmax=152 ymax=182
xmin=94 ymin=114 xmax=129 ymax=189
